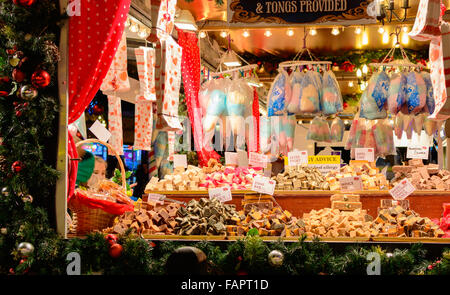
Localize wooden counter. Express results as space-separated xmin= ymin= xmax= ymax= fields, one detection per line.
xmin=145 ymin=190 xmax=450 ymax=219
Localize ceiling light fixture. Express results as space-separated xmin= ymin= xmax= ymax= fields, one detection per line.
xmin=362 ymin=29 xmax=369 ymax=45
xmin=199 ymin=31 xmax=207 ymax=38
xmin=223 ymin=50 xmax=242 ymax=67
xmin=309 ymin=28 xmax=317 ymax=36
xmin=382 ymin=30 xmax=389 ymax=44
xmin=331 ymin=27 xmax=340 ymax=35
xmin=355 ymin=26 xmax=362 ymax=34
xmin=286 ymin=29 xmax=294 ymax=36
xmin=220 ymin=31 xmax=228 ymax=38
xmin=378 ymin=26 xmax=385 ymax=34
xmin=264 ymin=30 xmax=272 ymax=37
xmin=401 ymin=32 xmax=409 ymax=44
xmin=242 ymin=30 xmax=250 ymax=38
xmin=402 ymin=26 xmax=409 ymax=33
xmin=174 ymin=9 xmax=198 ymax=31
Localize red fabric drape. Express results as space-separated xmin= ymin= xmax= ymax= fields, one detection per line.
xmin=176 ymin=28 xmax=220 ymax=166
xmin=252 ymin=88 xmax=260 ymax=153
xmin=67 ymin=0 xmax=132 ymax=200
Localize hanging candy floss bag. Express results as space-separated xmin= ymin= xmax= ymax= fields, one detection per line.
xmin=286 ymin=71 xmax=304 ymax=114
xmin=404 ymin=71 xmax=427 ymax=114
xmin=322 ymin=70 xmax=343 ymax=116
xmin=360 ymin=72 xmax=389 ymax=120
xmin=307 ymin=116 xmax=331 ymax=142
xmin=387 ymin=73 xmax=407 ymax=115
xmin=268 ymin=69 xmax=289 ymax=116
xmin=300 ymin=71 xmax=321 ymax=114
xmin=330 ymin=117 xmax=345 ymax=142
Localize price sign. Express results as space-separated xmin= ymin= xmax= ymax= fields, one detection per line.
xmin=225 ymin=152 xmax=238 ymax=166
xmin=354 ymin=148 xmax=375 ymax=162
xmin=173 ymin=154 xmax=187 ymax=168
xmin=208 ymin=186 xmax=232 ymax=203
xmin=339 ymin=176 xmax=363 ymax=191
xmin=89 ymin=120 xmax=112 ymax=142
xmin=148 ymin=193 xmax=165 ymax=205
xmin=251 ymin=175 xmax=276 ymax=195
xmin=389 ymin=178 xmax=416 ymax=200
xmin=407 ymin=146 xmax=429 ymax=160
xmin=249 ymin=152 xmax=268 ymax=168
xmin=288 ymin=150 xmax=308 ymax=166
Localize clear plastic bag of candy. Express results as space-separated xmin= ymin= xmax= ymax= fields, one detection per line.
xmin=413 ymin=113 xmax=426 ymax=135
xmin=373 ymin=119 xmax=395 ymax=157
xmin=310 ymin=70 xmax=323 ymax=106
xmin=322 ymin=70 xmax=343 ymax=116
xmin=260 ymin=116 xmax=272 ymax=154
xmin=286 ymin=70 xmax=304 ymax=114
xmin=300 ymin=71 xmax=321 ymax=114
xmin=307 ymin=116 xmax=331 ymax=142
xmin=268 ymin=69 xmax=289 ymax=116
xmin=387 ymin=73 xmax=407 ymax=115
xmin=278 ymin=114 xmax=296 ymax=155
xmin=227 ymin=78 xmax=253 ymax=136
xmin=404 ymin=71 xmax=426 ymax=114
xmin=424 ymin=116 xmax=438 ymax=136
xmin=360 ymin=72 xmax=389 ymax=120
xmin=421 ymin=72 xmax=435 ymax=115
xmin=203 ymin=78 xmax=230 ymax=132
xmin=394 ymin=112 xmax=404 ymax=139
xmin=330 ymin=117 xmax=345 ymax=142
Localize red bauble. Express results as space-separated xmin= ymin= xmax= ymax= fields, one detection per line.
xmin=13 ymin=0 xmax=36 ymax=7
xmin=12 ymin=161 xmax=23 ymax=173
xmin=12 ymin=69 xmax=26 ymax=82
xmin=15 ymin=110 xmax=22 ymax=117
xmin=105 ymin=234 xmax=118 ymax=246
xmin=0 ymin=91 xmax=9 ymax=97
xmin=31 ymin=70 xmax=50 ymax=88
xmin=109 ymin=243 xmax=123 ymax=258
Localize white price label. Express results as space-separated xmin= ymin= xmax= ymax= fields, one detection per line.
xmin=339 ymin=176 xmax=363 ymax=191
xmin=389 ymin=178 xmax=415 ymax=200
xmin=288 ymin=150 xmax=308 ymax=166
xmin=89 ymin=120 xmax=112 ymax=143
xmin=225 ymin=152 xmax=238 ymax=166
xmin=173 ymin=154 xmax=187 ymax=168
xmin=251 ymin=175 xmax=276 ymax=195
xmin=407 ymin=146 xmax=429 ymax=160
xmin=208 ymin=186 xmax=232 ymax=203
xmin=355 ymin=148 xmax=375 ymax=162
xmin=248 ymin=152 xmax=268 ymax=168
xmin=148 ymin=193 xmax=165 ymax=205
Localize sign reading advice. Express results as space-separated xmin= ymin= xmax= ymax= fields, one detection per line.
xmin=228 ymin=0 xmax=373 ymax=26
xmin=307 ymin=155 xmax=341 ymax=174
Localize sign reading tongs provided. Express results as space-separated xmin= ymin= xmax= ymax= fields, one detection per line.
xmin=208 ymin=186 xmax=232 ymax=203
xmin=251 ymin=175 xmax=276 ymax=195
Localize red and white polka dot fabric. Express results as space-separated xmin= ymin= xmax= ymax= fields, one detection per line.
xmin=156 ymin=0 xmax=176 ymax=41
xmin=134 ymin=100 xmax=154 ymax=151
xmin=409 ymin=0 xmax=442 ymax=41
xmin=107 ymin=95 xmax=124 ymax=155
xmin=67 ymin=0 xmax=131 ymax=200
xmin=135 ymin=47 xmax=157 ymax=102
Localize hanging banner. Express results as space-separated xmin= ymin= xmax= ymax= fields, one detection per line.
xmin=228 ymin=0 xmax=375 ymax=26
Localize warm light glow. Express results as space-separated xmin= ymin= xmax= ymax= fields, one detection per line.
xmin=223 ymin=50 xmax=242 ymax=67
xmin=242 ymin=30 xmax=250 ymax=38
xmin=393 ymin=35 xmax=399 ymax=47
xmin=360 ymin=82 xmax=367 ymax=91
xmin=331 ymin=27 xmax=340 ymax=35
xmin=199 ymin=31 xmax=207 ymax=38
xmin=264 ymin=30 xmax=272 ymax=37
xmin=220 ymin=31 xmax=228 ymax=38
xmin=138 ymin=29 xmax=149 ymax=38
xmin=382 ymin=31 xmax=389 ymax=44
xmin=378 ymin=26 xmax=385 ymax=34
xmin=348 ymin=81 xmax=354 ymax=87
xmin=286 ymin=29 xmax=294 ymax=36
xmin=362 ymin=30 xmax=369 ymax=45
xmin=129 ymin=23 xmax=139 ymax=33
xmin=356 ymin=69 xmax=362 ymax=78
xmin=402 ymin=26 xmax=409 ymax=33
xmin=401 ymin=32 xmax=409 ymax=44
xmin=362 ymin=64 xmax=368 ymax=74
xmin=355 ymin=27 xmax=362 ymax=34
xmin=125 ymin=18 xmax=131 ymax=28
xmin=310 ymin=28 xmax=317 ymax=36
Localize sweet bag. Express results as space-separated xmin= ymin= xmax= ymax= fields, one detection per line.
xmin=278 ymin=114 xmax=296 ymax=155
xmin=373 ymin=119 xmax=395 ymax=157
xmin=286 ymin=71 xmax=304 ymax=114
xmin=408 ymin=0 xmax=442 ymax=41
xmin=424 ymin=116 xmax=438 ymax=136
xmin=360 ymin=72 xmax=389 ymax=120
xmin=259 ymin=116 xmax=272 ymax=154
xmin=405 ymin=71 xmax=427 ymax=114
xmin=413 ymin=113 xmax=426 ymax=134
xmin=322 ymin=70 xmax=343 ymax=116
xmin=202 ymin=78 xmax=229 ymax=133
xmin=422 ymin=71 xmax=436 ymax=115
xmin=345 ymin=115 xmax=359 ymax=150
xmin=394 ymin=112 xmax=404 ymax=139
xmin=307 ymin=116 xmax=331 ymax=142
xmin=330 ymin=117 xmax=345 ymax=142
xmin=364 ymin=121 xmax=377 ymax=151
xmin=267 ymin=69 xmax=289 ymax=116
xmin=387 ymin=73 xmax=407 ymax=115
xmin=300 ymin=71 xmax=321 ymax=114
xmin=227 ymin=78 xmax=253 ymax=136
xmin=310 ymin=70 xmax=323 ymax=107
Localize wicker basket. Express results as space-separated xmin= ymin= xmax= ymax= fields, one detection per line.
xmin=69 ymin=139 xmax=127 ymax=236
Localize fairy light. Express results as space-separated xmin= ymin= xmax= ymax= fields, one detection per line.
xmin=220 ymin=31 xmax=228 ymax=38
xmin=264 ymin=29 xmax=272 ymax=37
xmin=138 ymin=28 xmax=149 ymax=38
xmin=242 ymin=30 xmax=250 ymax=38
xmin=378 ymin=26 xmax=385 ymax=34
xmin=355 ymin=26 xmax=362 ymax=34
xmin=362 ymin=64 xmax=368 ymax=75
xmin=348 ymin=81 xmax=354 ymax=87
xmin=360 ymin=81 xmax=367 ymax=91
xmin=402 ymin=26 xmax=409 ymax=33
xmin=362 ymin=28 xmax=369 ymax=45
xmin=382 ymin=31 xmax=389 ymax=44
xmin=199 ymin=31 xmax=207 ymax=38
xmin=356 ymin=68 xmax=362 ymax=78
xmin=286 ymin=29 xmax=294 ymax=36
xmin=331 ymin=27 xmax=340 ymax=35
xmin=401 ymin=32 xmax=409 ymax=44
xmin=309 ymin=28 xmax=317 ymax=36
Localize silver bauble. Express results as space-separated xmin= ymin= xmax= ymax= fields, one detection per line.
xmin=20 ymin=85 xmax=38 ymax=100
xmin=17 ymin=242 xmax=34 ymax=257
xmin=268 ymin=250 xmax=284 ymax=267
xmin=1 ymin=187 xmax=9 ymax=196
